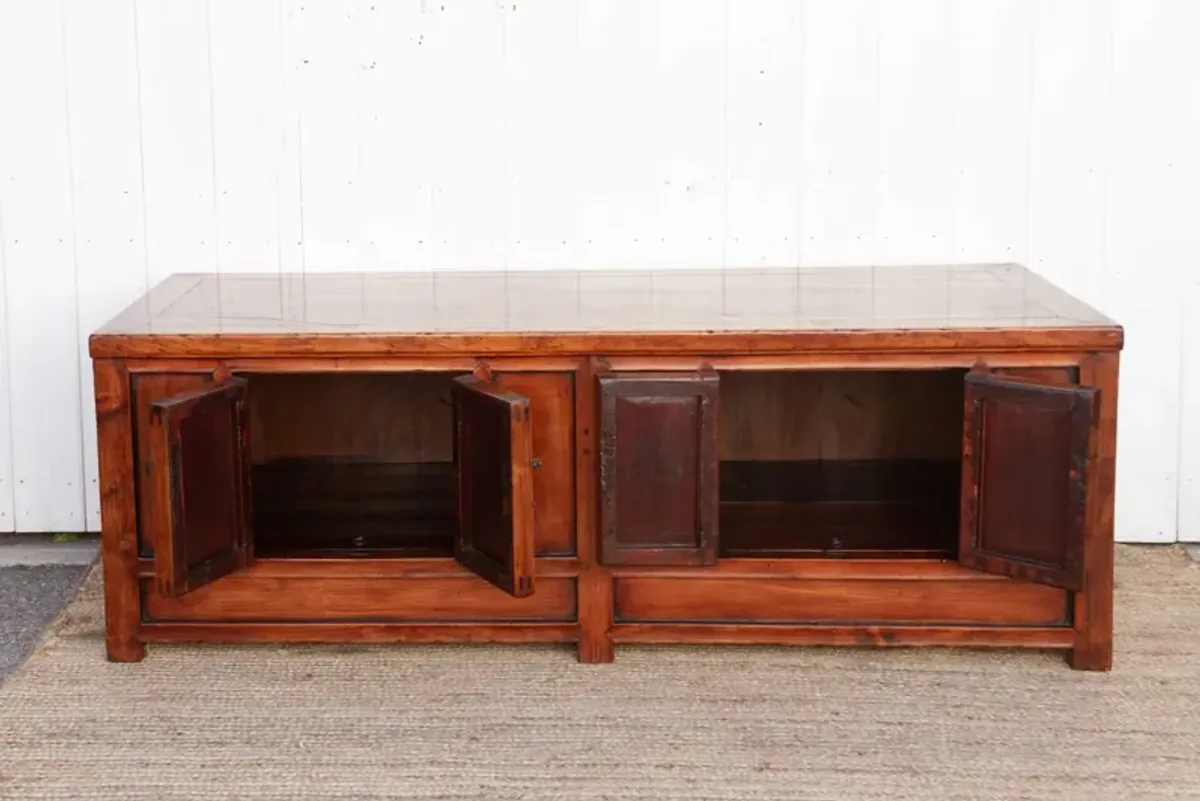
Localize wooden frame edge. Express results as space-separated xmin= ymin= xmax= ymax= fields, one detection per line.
xmin=576 ymin=357 xmax=615 ymax=663
xmin=94 ymin=358 xmax=145 ymax=662
xmin=610 ymin=623 xmax=1075 ymax=649
xmin=88 ymin=326 xmax=1124 ymax=360
xmin=1071 ymin=351 xmax=1118 ymax=670
xmin=139 ymin=622 xmax=579 ymax=645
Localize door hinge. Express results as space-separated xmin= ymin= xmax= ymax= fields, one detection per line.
xmin=472 ymin=359 xmax=493 ymax=382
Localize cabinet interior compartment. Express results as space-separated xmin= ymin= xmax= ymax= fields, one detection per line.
xmin=247 ymin=372 xmax=466 ymax=558
xmin=718 ymin=369 xmax=965 ymax=559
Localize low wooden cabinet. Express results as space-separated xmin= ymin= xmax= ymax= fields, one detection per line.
xmin=90 ymin=265 xmax=1122 ymax=670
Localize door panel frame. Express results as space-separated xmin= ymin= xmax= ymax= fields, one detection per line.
xmin=597 ymin=371 xmax=720 ymax=567
xmin=958 ymin=371 xmax=1096 ymax=590
xmin=451 ymin=375 xmax=537 ymax=597
xmin=147 ymin=378 xmax=253 ymax=597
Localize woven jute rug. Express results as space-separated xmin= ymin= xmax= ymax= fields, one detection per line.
xmin=1 ymin=545 xmax=1198 ymax=800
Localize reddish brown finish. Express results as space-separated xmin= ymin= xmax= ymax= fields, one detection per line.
xmin=89 ymin=266 xmax=1122 ymax=669
xmin=93 ymin=359 xmax=144 ymax=662
xmin=452 ymin=376 xmax=536 ymax=597
xmin=133 ymin=373 xmax=212 ymax=555
xmin=578 ymin=571 xmax=615 ymax=663
xmin=994 ymin=366 xmax=1079 ymax=387
xmin=959 ymin=373 xmax=1096 ymax=590
xmin=88 ymin=266 xmax=1123 ymax=359
xmin=614 ymin=576 xmax=1070 ymax=626
xmin=719 ymin=370 xmax=964 ymax=462
xmin=598 ymin=372 xmax=720 ymax=566
xmin=611 ymin=624 xmax=1076 ymax=650
xmin=576 ymin=358 xmax=615 ymax=663
xmin=493 ymin=372 xmax=576 ymax=555
xmin=246 ymin=372 xmax=459 ymax=463
xmin=611 ymin=556 xmax=1036 ymax=581
xmin=130 ymin=352 xmax=1096 ymax=374
xmin=1072 ymin=351 xmax=1119 ymax=670
xmin=93 ymin=327 xmax=1122 ymax=359
xmin=141 ymin=622 xmax=578 ymax=645
xmin=143 ymin=576 xmax=576 ymax=622
xmin=599 ymin=352 xmax=1095 ymax=372
xmin=147 ymin=380 xmax=253 ymax=596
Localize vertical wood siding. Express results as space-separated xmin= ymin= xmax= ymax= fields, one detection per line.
xmin=0 ymin=0 xmax=1196 ymax=541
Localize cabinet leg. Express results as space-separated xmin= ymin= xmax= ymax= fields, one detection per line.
xmin=578 ymin=634 xmax=615 ymax=664
xmin=106 ymin=637 xmax=145 ymax=663
xmin=1068 ymin=643 xmax=1111 ymax=672
xmin=94 ymin=360 xmax=145 ymax=667
xmin=578 ymin=570 xmax=614 ymax=664
xmin=1071 ymin=352 xmax=1117 ymax=674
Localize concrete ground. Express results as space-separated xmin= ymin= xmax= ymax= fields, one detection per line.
xmin=0 ymin=535 xmax=98 ymax=682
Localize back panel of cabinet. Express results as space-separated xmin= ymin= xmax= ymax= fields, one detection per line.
xmin=247 ymin=372 xmax=461 ymax=557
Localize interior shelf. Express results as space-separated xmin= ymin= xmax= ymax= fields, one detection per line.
xmin=251 ymin=458 xmax=961 ymax=559
xmin=252 ymin=459 xmax=455 ymax=558
xmin=718 ymin=459 xmax=959 ymax=558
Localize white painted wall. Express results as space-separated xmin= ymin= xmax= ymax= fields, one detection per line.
xmin=0 ymin=0 xmax=1197 ymax=541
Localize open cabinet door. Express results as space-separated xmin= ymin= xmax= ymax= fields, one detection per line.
xmin=452 ymin=376 xmax=536 ymax=598
xmin=148 ymin=379 xmax=253 ymax=597
xmin=960 ymin=372 xmax=1097 ymax=590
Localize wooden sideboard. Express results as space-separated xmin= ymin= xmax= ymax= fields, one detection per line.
xmin=88 ymin=264 xmax=1122 ymax=670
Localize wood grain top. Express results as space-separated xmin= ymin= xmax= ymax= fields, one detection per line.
xmin=90 ymin=264 xmax=1121 ymax=357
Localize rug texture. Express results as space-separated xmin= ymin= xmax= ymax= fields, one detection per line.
xmin=1 ymin=545 xmax=1198 ymax=801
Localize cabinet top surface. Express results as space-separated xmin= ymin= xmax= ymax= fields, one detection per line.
xmin=95 ymin=264 xmax=1116 ymax=339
